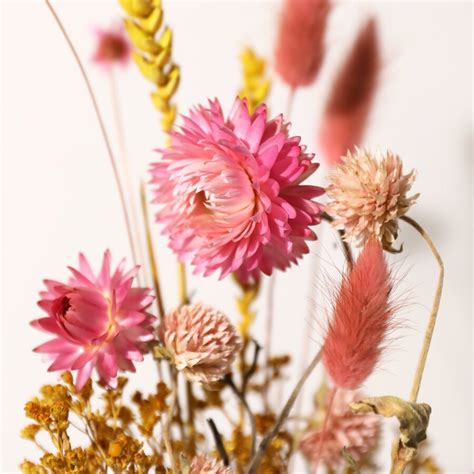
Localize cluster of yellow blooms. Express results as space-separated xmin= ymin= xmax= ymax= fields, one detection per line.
xmin=21 ymin=352 xmax=296 ymax=473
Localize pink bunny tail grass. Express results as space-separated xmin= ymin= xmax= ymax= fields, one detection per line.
xmin=322 ymin=238 xmax=394 ymax=390
xmin=274 ymin=0 xmax=331 ymax=89
xmin=319 ymin=17 xmax=380 ymax=166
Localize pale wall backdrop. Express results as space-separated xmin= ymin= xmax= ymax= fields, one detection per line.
xmin=2 ymin=0 xmax=472 ymax=472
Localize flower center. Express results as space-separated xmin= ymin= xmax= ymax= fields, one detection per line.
xmin=99 ymin=35 xmax=127 ymax=61
xmin=54 ymin=296 xmax=72 ymax=319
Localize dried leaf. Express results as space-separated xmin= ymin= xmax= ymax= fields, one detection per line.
xmin=350 ymin=396 xmax=431 ymax=449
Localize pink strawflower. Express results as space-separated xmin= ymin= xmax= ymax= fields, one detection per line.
xmin=92 ymin=24 xmax=131 ymax=67
xmin=150 ymin=97 xmax=324 ymax=282
xmin=322 ymin=239 xmax=395 ymax=390
xmin=300 ymin=390 xmax=379 ymax=468
xmin=158 ymin=303 xmax=242 ymax=384
xmin=189 ymin=454 xmax=232 ymax=474
xmin=319 ymin=18 xmax=380 ymax=166
xmin=31 ymin=251 xmax=155 ymax=391
xmin=274 ymin=0 xmax=330 ymax=88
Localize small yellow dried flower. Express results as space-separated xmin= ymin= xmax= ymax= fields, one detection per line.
xmin=21 ymin=424 xmax=41 ymax=441
xmin=20 ymin=460 xmax=47 ymax=474
xmin=24 ymin=401 xmax=50 ymax=424
xmin=108 ymin=441 xmax=122 ymax=457
xmin=326 ymin=148 xmax=418 ymax=251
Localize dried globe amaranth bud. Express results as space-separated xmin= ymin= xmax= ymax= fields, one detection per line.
xmin=326 ymin=149 xmax=419 ymax=252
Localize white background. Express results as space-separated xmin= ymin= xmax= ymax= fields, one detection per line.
xmin=1 ymin=0 xmax=472 ymax=472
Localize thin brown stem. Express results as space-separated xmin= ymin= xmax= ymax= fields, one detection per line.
xmin=313 ymin=387 xmax=337 ymax=473
xmin=178 ymin=262 xmax=188 ymax=305
xmin=400 ymin=216 xmax=444 ymax=403
xmin=109 ymin=69 xmax=145 ymax=286
xmin=140 ymin=182 xmax=165 ymax=319
xmin=263 ymin=275 xmax=275 ymax=409
xmin=246 ymin=349 xmax=322 ymax=474
xmin=286 ymin=87 xmax=296 ymax=118
xmin=185 ymin=379 xmax=196 ymax=455
xmin=225 ymin=374 xmax=257 ymax=457
xmin=206 ymin=418 xmax=230 ymax=466
xmin=164 ymin=370 xmax=178 ymax=473
xmin=44 ymin=0 xmax=137 ymax=268
xmin=321 ymin=212 xmax=353 ymax=269
xmin=242 ymin=339 xmax=261 ymax=394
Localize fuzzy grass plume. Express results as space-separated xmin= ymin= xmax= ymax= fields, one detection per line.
xmin=274 ymin=0 xmax=330 ymax=89
xmin=322 ymin=238 xmax=395 ymax=389
xmin=319 ymin=18 xmax=380 ymax=166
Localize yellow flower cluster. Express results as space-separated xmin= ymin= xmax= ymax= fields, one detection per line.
xmin=119 ymin=0 xmax=180 ymax=132
xmin=20 ymin=345 xmax=298 ymax=473
xmin=21 ymin=373 xmax=166 ymax=473
xmin=238 ymin=47 xmax=271 ymax=114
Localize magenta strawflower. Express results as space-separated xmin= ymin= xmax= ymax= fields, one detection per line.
xmin=150 ymin=97 xmax=324 ymax=282
xmin=31 ymin=251 xmax=155 ymax=391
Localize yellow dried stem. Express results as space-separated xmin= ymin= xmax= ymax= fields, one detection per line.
xmin=400 ymin=216 xmax=444 ymax=403
xmin=238 ymin=47 xmax=272 ymax=114
xmin=140 ymin=181 xmax=165 ymax=319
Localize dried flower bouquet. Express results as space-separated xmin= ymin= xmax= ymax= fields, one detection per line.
xmin=21 ymin=1 xmax=444 ymax=473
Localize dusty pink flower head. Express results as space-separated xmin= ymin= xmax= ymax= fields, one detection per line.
xmin=319 ymin=18 xmax=380 ymax=166
xmin=32 ymin=251 xmax=155 ymax=391
xmin=300 ymin=390 xmax=379 ymax=468
xmin=92 ymin=24 xmax=131 ymax=67
xmin=189 ymin=454 xmax=232 ymax=474
xmin=150 ymin=97 xmax=324 ymax=282
xmin=158 ymin=303 xmax=242 ymax=384
xmin=274 ymin=0 xmax=330 ymax=88
xmin=326 ymin=148 xmax=418 ymax=250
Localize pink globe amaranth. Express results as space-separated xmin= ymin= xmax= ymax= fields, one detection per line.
xmin=300 ymin=390 xmax=379 ymax=468
xmin=149 ymin=97 xmax=324 ymax=282
xmin=158 ymin=303 xmax=242 ymax=384
xmin=31 ymin=250 xmax=155 ymax=391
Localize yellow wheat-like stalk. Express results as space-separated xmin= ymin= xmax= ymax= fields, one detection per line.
xmin=238 ymin=47 xmax=271 ymax=114
xmin=119 ymin=0 xmax=179 ymax=132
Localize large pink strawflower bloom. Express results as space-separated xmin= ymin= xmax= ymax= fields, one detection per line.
xmin=158 ymin=303 xmax=242 ymax=384
xmin=189 ymin=454 xmax=232 ymax=474
xmin=300 ymin=390 xmax=379 ymax=469
xmin=150 ymin=97 xmax=324 ymax=282
xmin=274 ymin=0 xmax=330 ymax=88
xmin=31 ymin=251 xmax=155 ymax=391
